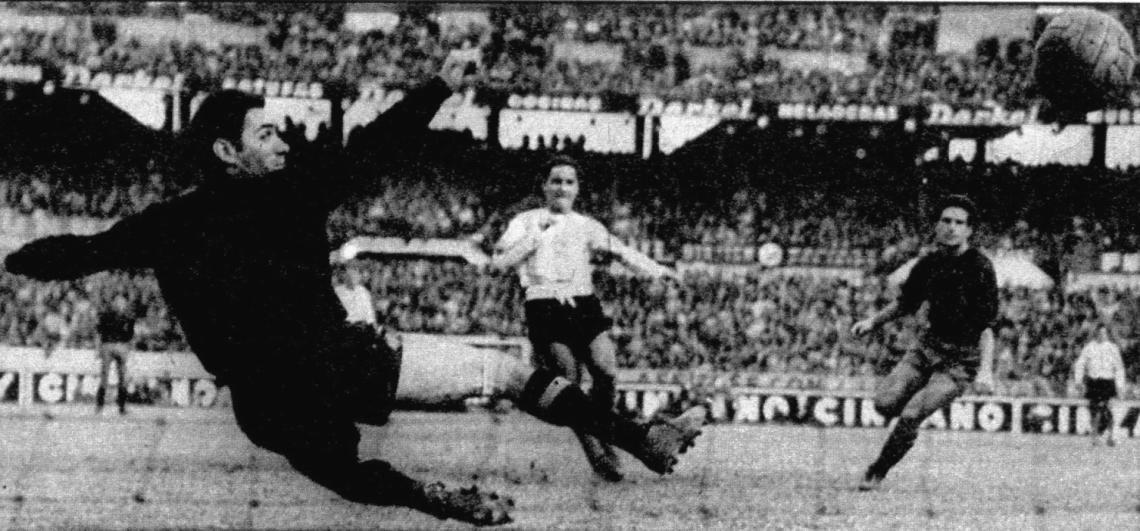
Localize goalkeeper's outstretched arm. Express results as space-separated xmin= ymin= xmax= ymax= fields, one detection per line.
xmin=5 ymin=212 xmax=161 ymax=280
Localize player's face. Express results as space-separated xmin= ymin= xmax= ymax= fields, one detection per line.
xmin=1097 ymin=327 xmax=1109 ymax=342
xmin=346 ymin=267 xmax=362 ymax=286
xmin=543 ymin=165 xmax=579 ymax=213
xmin=230 ymin=108 xmax=289 ymax=177
xmin=935 ymin=206 xmax=972 ymax=249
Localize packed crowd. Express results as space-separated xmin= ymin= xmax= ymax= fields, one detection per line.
xmin=10 ymin=2 xmax=345 ymax=31
xmin=533 ymin=4 xmax=887 ymax=51
xmin=0 ymin=164 xmax=176 ymax=219
xmin=1 ymin=261 xmax=1134 ymax=397
xmin=1 ymin=4 xmax=1138 ymax=400
xmin=602 ymin=270 xmax=1139 ymax=398
xmin=3 ymin=3 xmax=1122 ymax=106
xmin=0 ymin=270 xmax=186 ymax=352
xmin=5 ymin=147 xmax=1140 ymax=274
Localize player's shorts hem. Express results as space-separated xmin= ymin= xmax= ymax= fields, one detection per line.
xmin=905 ymin=339 xmax=981 ymax=388
xmin=525 ymin=295 xmax=612 ymax=351
xmin=1085 ymin=378 xmax=1117 ymax=402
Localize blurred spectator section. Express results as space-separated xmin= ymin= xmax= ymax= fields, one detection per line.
xmin=0 ymin=3 xmax=1104 ymax=106
xmin=0 ymin=270 xmax=185 ymax=352
xmin=2 ymin=260 xmax=1132 ymax=398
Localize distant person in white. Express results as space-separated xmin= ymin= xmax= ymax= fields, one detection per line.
xmin=492 ymin=156 xmax=676 ymax=482
xmin=334 ymin=262 xmax=378 ymax=327
xmin=1073 ymin=324 xmax=1126 ymax=446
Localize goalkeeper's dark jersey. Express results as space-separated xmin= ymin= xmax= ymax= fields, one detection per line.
xmin=896 ymin=247 xmax=998 ymax=349
xmin=5 ymin=79 xmax=451 ymax=383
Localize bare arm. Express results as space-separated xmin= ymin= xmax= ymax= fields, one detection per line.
xmin=976 ymin=328 xmax=995 ymax=387
xmin=851 ymin=301 xmax=906 ymax=336
xmin=490 ymin=235 xmax=539 ymax=270
xmin=853 ymin=256 xmax=929 ymax=337
xmin=1072 ymin=347 xmax=1089 ymax=383
xmin=1114 ymin=347 xmax=1127 ymax=396
xmin=489 ymin=212 xmax=537 ymax=271
xmin=603 ymin=237 xmax=675 ymax=279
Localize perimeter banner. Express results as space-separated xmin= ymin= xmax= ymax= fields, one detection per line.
xmin=0 ymin=370 xmax=17 ymax=403
xmin=29 ymin=372 xmax=222 ymax=408
xmin=619 ymin=385 xmax=1140 ymax=438
xmin=0 ymin=347 xmax=224 ymax=409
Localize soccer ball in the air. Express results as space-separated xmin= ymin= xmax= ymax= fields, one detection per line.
xmin=1034 ymin=9 xmax=1136 ymax=113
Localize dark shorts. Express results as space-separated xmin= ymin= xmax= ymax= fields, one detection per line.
xmin=229 ymin=322 xmax=403 ymax=459
xmin=524 ymin=295 xmax=613 ymax=355
xmin=1086 ymin=378 xmax=1117 ymax=403
xmin=906 ymin=336 xmax=981 ymax=387
xmin=99 ymin=342 xmax=130 ymax=362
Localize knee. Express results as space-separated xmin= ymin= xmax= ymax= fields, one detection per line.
xmin=592 ymin=370 xmax=615 ymax=386
xmin=873 ymin=390 xmax=905 ymax=418
xmin=895 ymin=403 xmax=927 ymax=425
xmin=588 ymin=369 xmax=616 ymax=401
xmin=288 ymin=456 xmax=411 ymax=505
xmin=490 ymin=353 xmax=535 ymax=399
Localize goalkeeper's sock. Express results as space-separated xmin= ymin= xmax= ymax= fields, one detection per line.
xmin=590 ymin=373 xmax=617 ymax=410
xmin=869 ymin=417 xmax=921 ymax=476
xmin=517 ymin=369 xmax=643 ymax=445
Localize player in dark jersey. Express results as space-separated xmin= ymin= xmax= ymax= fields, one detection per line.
xmin=4 ymin=60 xmax=705 ymax=526
xmin=851 ymin=194 xmax=998 ymax=490
xmin=95 ymin=293 xmax=135 ymax=414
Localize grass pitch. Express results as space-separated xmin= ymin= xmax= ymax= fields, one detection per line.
xmin=1 ymin=406 xmax=1137 ymax=529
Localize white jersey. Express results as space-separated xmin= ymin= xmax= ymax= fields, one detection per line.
xmin=1074 ymin=339 xmax=1126 ymax=392
xmin=334 ymin=284 xmax=377 ymax=325
xmin=494 ymin=208 xmax=671 ymax=301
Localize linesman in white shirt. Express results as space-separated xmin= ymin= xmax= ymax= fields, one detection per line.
xmin=1073 ymin=324 xmax=1127 ymax=446
xmin=492 ymin=156 xmax=677 ymax=482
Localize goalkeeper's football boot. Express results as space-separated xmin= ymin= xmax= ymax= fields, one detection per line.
xmin=857 ymin=466 xmax=886 ymax=492
xmin=625 ymin=404 xmax=707 ymax=475
xmin=412 ymin=482 xmax=514 ymax=526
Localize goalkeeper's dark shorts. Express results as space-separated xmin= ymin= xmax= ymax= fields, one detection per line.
xmin=229 ymin=322 xmax=403 ymax=463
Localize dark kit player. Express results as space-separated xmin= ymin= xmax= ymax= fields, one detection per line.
xmin=95 ymin=293 xmax=135 ymax=414
xmin=4 ymin=60 xmax=705 ymax=526
xmin=851 ymin=195 xmax=998 ymax=490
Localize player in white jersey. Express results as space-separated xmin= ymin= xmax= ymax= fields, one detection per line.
xmin=1073 ymin=324 xmax=1127 ymax=446
xmin=492 ymin=156 xmax=677 ymax=481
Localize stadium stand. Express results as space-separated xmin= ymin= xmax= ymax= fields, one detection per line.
xmin=0 ymin=262 xmax=1135 ymax=398
xmin=0 ymin=2 xmax=1138 ymax=401
xmin=0 ymin=2 xmax=1085 ymax=103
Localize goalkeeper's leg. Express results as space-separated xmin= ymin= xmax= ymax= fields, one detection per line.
xmin=543 ymin=341 xmax=623 ymax=482
xmin=230 ymin=379 xmax=515 ymax=527
xmin=579 ymin=334 xmax=624 ymax=480
xmin=393 ymin=337 xmax=706 ymax=475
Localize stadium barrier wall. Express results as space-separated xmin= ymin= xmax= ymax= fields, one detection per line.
xmin=620 ymin=384 xmax=1140 ymax=439
xmin=0 ymin=346 xmax=222 ymax=410
xmin=0 ymin=333 xmax=530 ymax=411
xmin=3 ymin=341 xmax=1138 ymax=439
